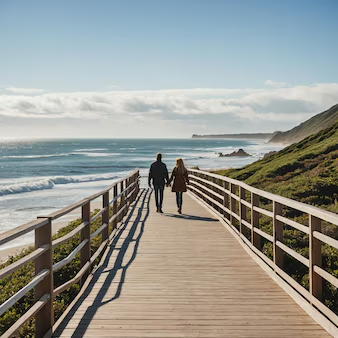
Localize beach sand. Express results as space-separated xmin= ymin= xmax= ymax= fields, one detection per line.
xmin=0 ymin=201 xmax=102 ymax=263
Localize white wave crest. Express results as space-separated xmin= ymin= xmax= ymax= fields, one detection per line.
xmin=2 ymin=153 xmax=70 ymax=159
xmin=74 ymin=148 xmax=108 ymax=152
xmin=71 ymin=152 xmax=121 ymax=157
xmin=0 ymin=173 xmax=121 ymax=196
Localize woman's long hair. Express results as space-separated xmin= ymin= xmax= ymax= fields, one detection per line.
xmin=175 ymin=158 xmax=186 ymax=174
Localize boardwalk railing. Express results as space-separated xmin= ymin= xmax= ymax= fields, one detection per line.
xmin=188 ymin=168 xmax=338 ymax=328
xmin=0 ymin=169 xmax=140 ymax=338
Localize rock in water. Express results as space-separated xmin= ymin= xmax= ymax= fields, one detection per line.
xmin=218 ymin=149 xmax=251 ymax=157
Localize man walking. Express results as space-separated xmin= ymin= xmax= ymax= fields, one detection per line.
xmin=148 ymin=153 xmax=169 ymax=213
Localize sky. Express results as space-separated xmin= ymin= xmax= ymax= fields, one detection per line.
xmin=0 ymin=0 xmax=337 ymax=138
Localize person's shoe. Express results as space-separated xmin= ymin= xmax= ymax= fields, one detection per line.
xmin=156 ymin=208 xmax=159 ymax=212
xmin=159 ymin=208 xmax=163 ymax=213
xmin=178 ymin=208 xmax=182 ymax=214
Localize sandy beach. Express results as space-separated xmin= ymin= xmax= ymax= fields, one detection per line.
xmin=0 ymin=201 xmax=102 ymax=263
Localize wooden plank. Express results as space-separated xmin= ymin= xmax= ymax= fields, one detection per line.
xmin=0 ymin=245 xmax=48 ymax=279
xmin=0 ymin=269 xmax=49 ymax=316
xmin=53 ymin=239 xmax=89 ymax=272
xmin=276 ymin=214 xmax=309 ymax=234
xmin=52 ymin=221 xmax=89 ymax=248
xmin=90 ymin=223 xmax=108 ymax=240
xmin=0 ymin=218 xmax=49 ymax=246
xmin=313 ymin=230 xmax=338 ymax=250
xmin=254 ymin=227 xmax=273 ymax=242
xmin=276 ymin=240 xmax=310 ymax=267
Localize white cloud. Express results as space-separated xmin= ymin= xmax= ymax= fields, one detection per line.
xmin=265 ymin=80 xmax=288 ymax=88
xmin=5 ymin=87 xmax=44 ymax=94
xmin=0 ymin=83 xmax=337 ymax=137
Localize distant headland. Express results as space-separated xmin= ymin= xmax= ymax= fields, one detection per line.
xmin=192 ymin=103 xmax=338 ymax=144
xmin=192 ymin=133 xmax=274 ymax=140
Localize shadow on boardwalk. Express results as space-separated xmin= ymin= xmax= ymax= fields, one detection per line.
xmin=164 ymin=213 xmax=217 ymax=222
xmin=55 ymin=188 xmax=151 ymax=337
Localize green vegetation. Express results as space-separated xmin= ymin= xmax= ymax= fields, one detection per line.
xmin=214 ymin=121 xmax=338 ymax=210
xmin=212 ymin=121 xmax=338 ymax=315
xmin=270 ymin=103 xmax=338 ymax=144
xmin=0 ymin=208 xmax=109 ymax=337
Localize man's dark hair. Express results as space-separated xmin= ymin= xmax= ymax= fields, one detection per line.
xmin=156 ymin=153 xmax=162 ymax=161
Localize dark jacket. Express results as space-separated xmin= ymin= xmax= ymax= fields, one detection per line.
xmin=148 ymin=161 xmax=169 ymax=186
xmin=168 ymin=167 xmax=189 ymax=192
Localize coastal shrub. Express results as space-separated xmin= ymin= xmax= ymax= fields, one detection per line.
xmin=0 ymin=207 xmax=111 ymax=337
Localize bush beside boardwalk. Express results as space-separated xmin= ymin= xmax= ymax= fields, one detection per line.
xmin=0 ymin=209 xmax=106 ymax=337
xmin=211 ymin=122 xmax=338 ymax=315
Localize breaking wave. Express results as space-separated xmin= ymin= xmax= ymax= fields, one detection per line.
xmin=0 ymin=173 xmax=122 ymax=196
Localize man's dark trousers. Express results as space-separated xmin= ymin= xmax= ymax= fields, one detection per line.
xmin=154 ymin=185 xmax=164 ymax=210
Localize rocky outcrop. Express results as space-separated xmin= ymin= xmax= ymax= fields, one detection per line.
xmin=218 ymin=149 xmax=251 ymax=157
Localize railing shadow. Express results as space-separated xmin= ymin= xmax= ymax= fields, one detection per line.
xmin=164 ymin=213 xmax=217 ymax=222
xmin=54 ymin=187 xmax=151 ymax=336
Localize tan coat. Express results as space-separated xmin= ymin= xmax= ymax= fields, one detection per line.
xmin=169 ymin=167 xmax=189 ymax=192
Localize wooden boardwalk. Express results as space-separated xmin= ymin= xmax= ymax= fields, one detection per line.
xmin=54 ymin=188 xmax=331 ymax=337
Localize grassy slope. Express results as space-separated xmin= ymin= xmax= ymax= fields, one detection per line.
xmin=270 ymin=104 xmax=338 ymax=144
xmin=212 ymin=122 xmax=338 ymax=313
xmin=215 ymin=121 xmax=338 ymax=213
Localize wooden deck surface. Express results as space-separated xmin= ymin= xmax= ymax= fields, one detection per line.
xmin=54 ymin=188 xmax=331 ymax=337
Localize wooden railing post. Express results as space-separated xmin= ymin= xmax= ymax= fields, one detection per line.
xmin=35 ymin=219 xmax=53 ymax=338
xmin=239 ymin=187 xmax=247 ymax=235
xmin=309 ymin=215 xmax=322 ymax=301
xmin=131 ymin=175 xmax=135 ymax=203
xmin=135 ymin=171 xmax=139 ymax=198
xmin=204 ymin=174 xmax=209 ymax=206
xmin=120 ymin=180 xmax=125 ymax=220
xmin=230 ymin=183 xmax=237 ymax=229
xmin=216 ymin=178 xmax=222 ymax=214
xmin=273 ymin=201 xmax=283 ymax=269
xmin=81 ymin=201 xmax=91 ymax=285
xmin=135 ymin=172 xmax=139 ymax=201
xmin=113 ymin=185 xmax=118 ymax=229
xmin=102 ymin=191 xmax=109 ymax=240
xmin=212 ymin=177 xmax=218 ymax=213
xmin=223 ymin=181 xmax=230 ymax=221
xmin=251 ymin=193 xmax=260 ymax=249
xmin=127 ymin=177 xmax=131 ymax=206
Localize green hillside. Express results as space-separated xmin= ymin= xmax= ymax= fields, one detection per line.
xmin=213 ymin=122 xmax=338 ymax=314
xmin=215 ymin=121 xmax=338 ymax=212
xmin=270 ymin=104 xmax=338 ymax=145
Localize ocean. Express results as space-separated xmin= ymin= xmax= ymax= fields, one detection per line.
xmin=0 ymin=138 xmax=283 ymax=249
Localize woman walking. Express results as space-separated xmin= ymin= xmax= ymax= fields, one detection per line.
xmin=167 ymin=158 xmax=189 ymax=214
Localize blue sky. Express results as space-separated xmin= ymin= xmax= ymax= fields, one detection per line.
xmin=0 ymin=0 xmax=337 ymax=138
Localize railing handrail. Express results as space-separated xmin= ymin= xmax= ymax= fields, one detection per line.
xmin=188 ymin=168 xmax=338 ymax=225
xmin=187 ymin=169 xmax=338 ymax=329
xmin=0 ymin=218 xmax=49 ymax=247
xmin=0 ymin=169 xmax=140 ymax=338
